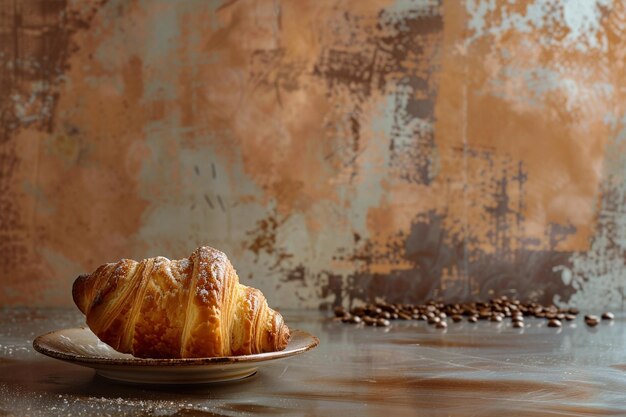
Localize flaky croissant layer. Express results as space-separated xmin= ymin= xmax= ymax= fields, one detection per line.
xmin=72 ymin=246 xmax=290 ymax=358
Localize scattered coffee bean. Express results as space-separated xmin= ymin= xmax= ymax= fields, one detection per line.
xmin=352 ymin=306 xmax=365 ymax=316
xmin=602 ymin=312 xmax=614 ymax=320
xmin=334 ymin=298 xmax=603 ymax=333
xmin=334 ymin=306 xmax=347 ymax=317
xmin=547 ymin=319 xmax=562 ymax=328
xmin=585 ymin=315 xmax=599 ymax=327
xmin=363 ymin=316 xmax=376 ymax=326
xmin=376 ymin=318 xmax=390 ymax=327
xmin=435 ymin=321 xmax=448 ymax=329
xmin=398 ymin=312 xmax=412 ymax=320
xmin=377 ymin=302 xmax=395 ymax=313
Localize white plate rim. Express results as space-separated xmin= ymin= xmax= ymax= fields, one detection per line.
xmin=33 ymin=327 xmax=319 ymax=367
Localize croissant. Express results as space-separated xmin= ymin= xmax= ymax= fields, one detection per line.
xmin=72 ymin=246 xmax=290 ymax=358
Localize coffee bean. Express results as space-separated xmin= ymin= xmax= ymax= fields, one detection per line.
xmin=336 ymin=297 xmax=595 ymax=335
xmin=435 ymin=321 xmax=448 ymax=329
xmin=547 ymin=319 xmax=562 ymax=328
xmin=363 ymin=316 xmax=376 ymax=326
xmin=377 ymin=302 xmax=395 ymax=313
xmin=364 ymin=306 xmax=382 ymax=316
xmin=334 ymin=306 xmax=346 ymax=317
xmin=601 ymin=312 xmax=614 ymax=320
xmin=376 ymin=318 xmax=390 ymax=327
xmin=351 ymin=306 xmax=365 ymax=316
xmin=380 ymin=311 xmax=391 ymax=320
xmin=397 ymin=312 xmax=411 ymax=320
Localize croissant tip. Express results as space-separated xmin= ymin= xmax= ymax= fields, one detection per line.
xmin=72 ymin=274 xmax=90 ymax=314
xmin=278 ymin=323 xmax=291 ymax=350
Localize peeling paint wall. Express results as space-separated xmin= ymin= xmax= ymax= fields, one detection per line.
xmin=1 ymin=0 xmax=625 ymax=309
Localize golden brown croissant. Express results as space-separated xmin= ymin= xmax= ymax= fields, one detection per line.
xmin=72 ymin=246 xmax=290 ymax=358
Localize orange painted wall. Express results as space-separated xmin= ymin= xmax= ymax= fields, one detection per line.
xmin=1 ymin=0 xmax=624 ymax=309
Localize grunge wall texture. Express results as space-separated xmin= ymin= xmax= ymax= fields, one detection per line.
xmin=2 ymin=0 xmax=625 ymax=309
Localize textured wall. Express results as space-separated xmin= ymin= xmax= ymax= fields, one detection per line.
xmin=1 ymin=0 xmax=625 ymax=309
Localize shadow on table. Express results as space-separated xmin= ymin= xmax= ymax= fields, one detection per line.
xmin=1 ymin=358 xmax=269 ymax=400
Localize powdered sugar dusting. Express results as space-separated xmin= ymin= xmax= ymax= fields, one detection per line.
xmin=178 ymin=258 xmax=190 ymax=269
xmin=191 ymin=246 xmax=233 ymax=303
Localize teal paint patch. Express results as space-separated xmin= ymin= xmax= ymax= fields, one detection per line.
xmin=485 ymin=64 xmax=613 ymax=113
xmin=21 ymin=180 xmax=55 ymax=215
xmin=83 ymin=75 xmax=124 ymax=93
xmin=92 ymin=0 xmax=225 ymax=102
xmin=466 ymin=0 xmax=613 ymax=51
xmin=139 ymin=1 xmax=182 ymax=65
xmin=555 ymin=111 xmax=626 ymax=309
xmin=466 ymin=0 xmax=496 ymax=42
xmin=562 ymin=0 xmax=612 ymax=51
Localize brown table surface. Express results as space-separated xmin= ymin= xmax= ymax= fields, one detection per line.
xmin=0 ymin=307 xmax=624 ymax=416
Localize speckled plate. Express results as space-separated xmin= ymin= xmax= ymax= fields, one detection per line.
xmin=33 ymin=327 xmax=319 ymax=385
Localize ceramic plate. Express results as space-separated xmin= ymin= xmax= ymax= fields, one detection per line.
xmin=33 ymin=327 xmax=319 ymax=385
